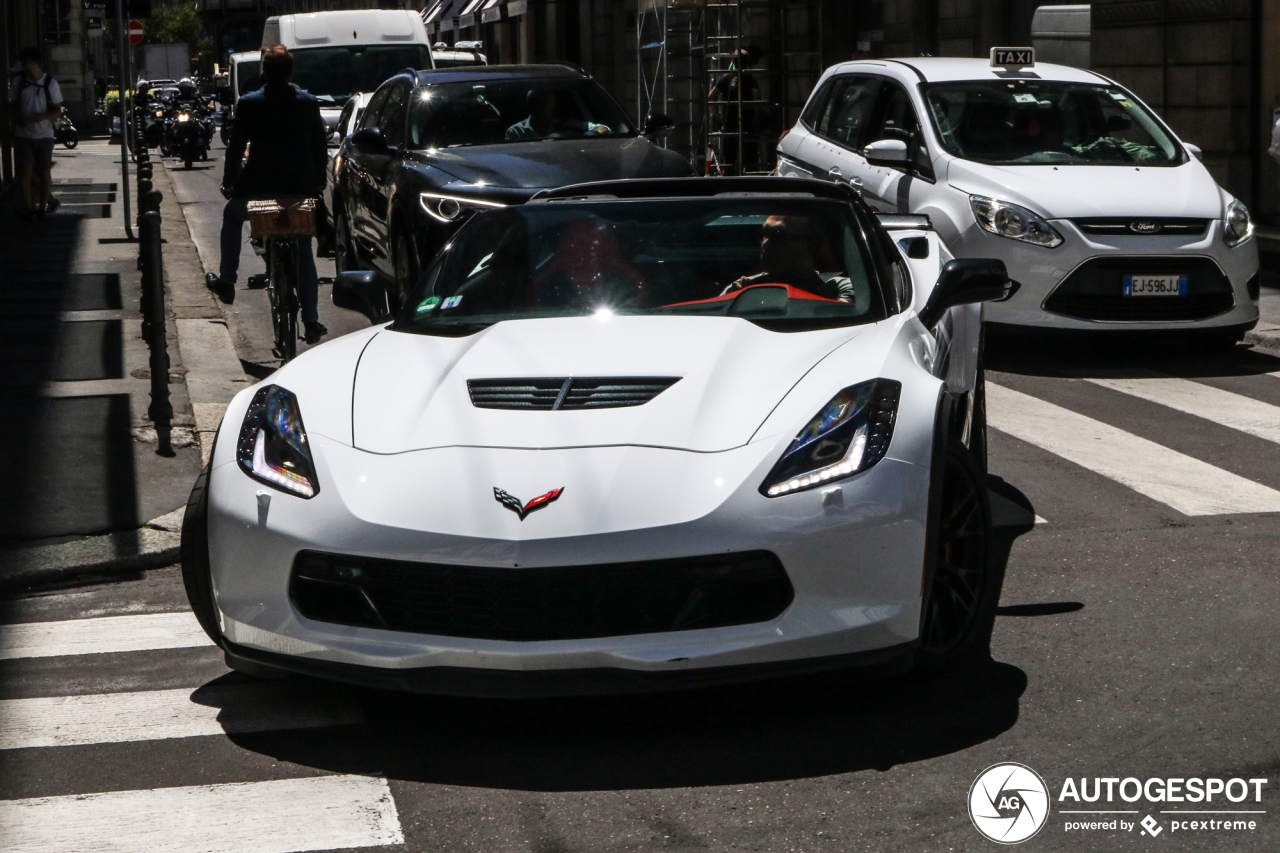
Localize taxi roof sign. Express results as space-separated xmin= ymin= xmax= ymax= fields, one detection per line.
xmin=990 ymin=47 xmax=1035 ymax=69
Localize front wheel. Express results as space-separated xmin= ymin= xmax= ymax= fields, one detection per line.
xmin=333 ymin=204 xmax=352 ymax=273
xmin=184 ymin=153 xmax=193 ymax=169
xmin=915 ymin=437 xmax=999 ymax=673
xmin=180 ymin=463 xmax=223 ymax=647
xmin=62 ymin=132 xmax=78 ymax=149
xmin=269 ymin=240 xmax=299 ymax=362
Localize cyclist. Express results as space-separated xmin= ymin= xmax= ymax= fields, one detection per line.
xmin=207 ymin=45 xmax=329 ymax=343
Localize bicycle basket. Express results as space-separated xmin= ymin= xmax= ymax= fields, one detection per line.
xmin=247 ymin=198 xmax=316 ymax=238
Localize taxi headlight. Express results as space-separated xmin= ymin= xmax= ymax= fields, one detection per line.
xmin=760 ymin=380 xmax=901 ymax=497
xmin=236 ymin=385 xmax=319 ymax=498
xmin=419 ymin=191 xmax=505 ymax=223
xmin=1224 ymin=199 xmax=1253 ymax=247
xmin=970 ymin=195 xmax=1063 ymax=248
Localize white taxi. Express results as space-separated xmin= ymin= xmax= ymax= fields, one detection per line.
xmin=775 ymin=51 xmax=1260 ymax=343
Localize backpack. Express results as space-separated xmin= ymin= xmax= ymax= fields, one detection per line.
xmin=14 ymin=74 xmax=53 ymax=116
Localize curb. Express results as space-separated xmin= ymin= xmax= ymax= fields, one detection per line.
xmin=0 ymin=510 xmax=184 ymax=593
xmin=1245 ymin=328 xmax=1280 ymax=357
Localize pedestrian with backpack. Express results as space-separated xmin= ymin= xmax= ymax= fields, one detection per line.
xmin=8 ymin=47 xmax=64 ymax=220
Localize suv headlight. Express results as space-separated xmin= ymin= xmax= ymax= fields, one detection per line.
xmin=760 ymin=379 xmax=901 ymax=497
xmin=970 ymin=196 xmax=1063 ymax=248
xmin=1224 ymin=199 xmax=1253 ymax=247
xmin=237 ymin=385 xmax=319 ymax=498
xmin=419 ymin=192 xmax=505 ymax=223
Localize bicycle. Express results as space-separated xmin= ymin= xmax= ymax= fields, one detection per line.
xmin=247 ymin=197 xmax=316 ymax=362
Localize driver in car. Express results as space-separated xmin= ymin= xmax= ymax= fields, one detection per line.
xmin=505 ymin=89 xmax=610 ymax=140
xmin=722 ymin=215 xmax=855 ymax=303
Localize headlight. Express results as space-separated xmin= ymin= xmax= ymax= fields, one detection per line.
xmin=1224 ymin=199 xmax=1252 ymax=247
xmin=155 ymin=110 xmax=164 ymax=117
xmin=760 ymin=379 xmax=901 ymax=497
xmin=969 ymin=195 xmax=1063 ymax=248
xmin=419 ymin=191 xmax=505 ymax=223
xmin=236 ymin=385 xmax=319 ymax=498
xmin=177 ymin=113 xmax=190 ymax=123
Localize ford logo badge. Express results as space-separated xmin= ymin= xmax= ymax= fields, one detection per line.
xmin=1129 ymin=220 xmax=1162 ymax=233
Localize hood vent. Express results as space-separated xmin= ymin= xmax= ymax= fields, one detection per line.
xmin=468 ymin=377 xmax=680 ymax=411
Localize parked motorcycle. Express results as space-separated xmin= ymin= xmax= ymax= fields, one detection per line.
xmin=54 ymin=114 xmax=78 ymax=149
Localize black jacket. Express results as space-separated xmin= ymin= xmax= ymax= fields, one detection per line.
xmin=223 ymin=83 xmax=327 ymax=198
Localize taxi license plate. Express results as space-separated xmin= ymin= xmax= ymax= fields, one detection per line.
xmin=1123 ymin=274 xmax=1187 ymax=296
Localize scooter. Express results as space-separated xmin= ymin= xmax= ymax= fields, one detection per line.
xmin=54 ymin=114 xmax=78 ymax=149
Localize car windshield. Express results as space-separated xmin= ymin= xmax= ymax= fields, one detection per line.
xmin=395 ymin=198 xmax=888 ymax=335
xmin=407 ymin=78 xmax=634 ymax=148
xmin=924 ymin=80 xmax=1184 ymax=166
xmin=291 ymin=45 xmax=433 ymax=105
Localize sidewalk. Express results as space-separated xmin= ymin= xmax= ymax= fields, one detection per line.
xmin=1248 ymin=227 xmax=1280 ymax=356
xmin=0 ymin=140 xmax=249 ymax=590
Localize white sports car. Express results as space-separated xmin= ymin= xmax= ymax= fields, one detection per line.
xmin=181 ymin=177 xmax=1016 ymax=696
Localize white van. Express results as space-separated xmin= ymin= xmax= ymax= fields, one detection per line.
xmin=775 ymin=54 xmax=1260 ymax=344
xmin=262 ymin=9 xmax=434 ymax=131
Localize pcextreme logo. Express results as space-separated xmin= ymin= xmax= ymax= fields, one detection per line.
xmin=968 ymin=764 xmax=1269 ymax=844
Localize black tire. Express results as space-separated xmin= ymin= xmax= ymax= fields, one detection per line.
xmin=184 ymin=154 xmax=193 ymax=169
xmin=393 ymin=228 xmax=417 ymax=313
xmin=220 ymin=124 xmax=230 ymax=145
xmin=969 ymin=330 xmax=988 ymax=474
xmin=269 ymin=241 xmax=299 ymax=361
xmin=1196 ymin=330 xmax=1241 ymax=354
xmin=63 ymin=133 xmax=78 ymax=149
xmin=181 ymin=463 xmax=224 ymax=647
xmin=915 ymin=437 xmax=998 ymax=673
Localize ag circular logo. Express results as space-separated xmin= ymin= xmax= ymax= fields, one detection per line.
xmin=968 ymin=763 xmax=1051 ymax=844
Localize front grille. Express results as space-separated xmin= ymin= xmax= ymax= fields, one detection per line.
xmin=467 ymin=377 xmax=679 ymax=410
xmin=290 ymin=550 xmax=794 ymax=641
xmin=1073 ymin=218 xmax=1210 ymax=237
xmin=1043 ymin=256 xmax=1234 ymax=322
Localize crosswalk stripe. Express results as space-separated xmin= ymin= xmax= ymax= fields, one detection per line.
xmin=0 ymin=612 xmax=211 ymax=661
xmin=1084 ymin=376 xmax=1280 ymax=445
xmin=0 ymin=775 xmax=404 ymax=853
xmin=987 ymin=382 xmax=1280 ymax=516
xmin=0 ymin=682 xmax=362 ymax=750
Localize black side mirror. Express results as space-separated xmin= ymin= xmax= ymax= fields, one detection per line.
xmin=643 ymin=113 xmax=676 ymax=138
xmin=919 ymin=259 xmax=1018 ymax=330
xmin=333 ymin=271 xmax=392 ymax=323
xmin=351 ymin=126 xmax=387 ymax=149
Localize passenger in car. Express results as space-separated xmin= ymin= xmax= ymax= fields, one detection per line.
xmin=722 ymin=216 xmax=855 ymax=303
xmin=505 ymin=89 xmax=610 ymax=140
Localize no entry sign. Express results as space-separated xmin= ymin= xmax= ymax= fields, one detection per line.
xmin=128 ymin=19 xmax=144 ymax=44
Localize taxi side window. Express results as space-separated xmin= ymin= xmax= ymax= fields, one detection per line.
xmin=867 ymin=84 xmax=935 ymax=181
xmin=816 ymin=76 xmax=882 ymax=149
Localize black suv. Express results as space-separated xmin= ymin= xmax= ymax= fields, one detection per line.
xmin=333 ymin=64 xmax=694 ymax=309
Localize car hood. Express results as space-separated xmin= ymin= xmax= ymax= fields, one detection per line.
xmin=411 ymin=137 xmax=690 ymax=190
xmin=350 ymin=317 xmax=862 ymax=454
xmin=946 ymin=159 xmax=1224 ymax=220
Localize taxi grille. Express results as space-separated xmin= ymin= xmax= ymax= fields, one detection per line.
xmin=289 ymin=550 xmax=794 ymax=641
xmin=467 ymin=377 xmax=679 ymax=410
xmin=1043 ymin=256 xmax=1234 ymax=322
xmin=1073 ymin=218 xmax=1210 ymax=237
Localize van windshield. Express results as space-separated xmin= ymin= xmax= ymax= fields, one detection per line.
xmin=924 ymin=80 xmax=1185 ymax=167
xmin=291 ymin=45 xmax=432 ymax=105
xmin=234 ymin=60 xmax=259 ymax=98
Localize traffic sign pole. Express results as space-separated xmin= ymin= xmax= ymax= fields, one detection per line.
xmin=115 ymin=0 xmax=133 ymax=239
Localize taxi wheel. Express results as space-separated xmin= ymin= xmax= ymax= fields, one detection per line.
xmin=915 ymin=438 xmax=999 ymax=674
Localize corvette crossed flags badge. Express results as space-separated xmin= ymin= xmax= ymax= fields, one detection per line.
xmin=494 ymin=487 xmax=564 ymax=520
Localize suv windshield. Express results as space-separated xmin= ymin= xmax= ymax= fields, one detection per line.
xmin=292 ymin=45 xmax=433 ymax=105
xmin=395 ymin=198 xmax=888 ymax=335
xmin=924 ymin=80 xmax=1184 ymax=166
xmin=407 ymin=78 xmax=633 ymax=148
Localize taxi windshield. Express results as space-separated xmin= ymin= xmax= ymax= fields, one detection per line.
xmin=924 ymin=80 xmax=1185 ymax=167
xmin=395 ymin=198 xmax=888 ymax=335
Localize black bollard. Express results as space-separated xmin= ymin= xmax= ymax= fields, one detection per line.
xmin=139 ymin=210 xmax=174 ymax=457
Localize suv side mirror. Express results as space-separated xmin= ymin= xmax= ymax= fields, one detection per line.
xmin=643 ymin=113 xmax=676 ymax=138
xmin=919 ymin=259 xmax=1018 ymax=329
xmin=351 ymin=126 xmax=387 ymax=150
xmin=333 ymin=271 xmax=392 ymax=323
xmin=864 ymin=138 xmax=909 ymax=166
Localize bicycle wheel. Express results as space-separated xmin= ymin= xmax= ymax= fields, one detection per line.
xmin=266 ymin=239 xmax=291 ymax=361
xmin=278 ymin=240 xmax=299 ymax=362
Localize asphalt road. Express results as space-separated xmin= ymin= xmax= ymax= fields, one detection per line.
xmin=165 ymin=136 xmax=370 ymax=375
xmin=2 ymin=148 xmax=1279 ymax=851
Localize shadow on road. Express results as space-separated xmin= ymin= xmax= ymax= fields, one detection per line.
xmin=987 ymin=329 xmax=1280 ymax=380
